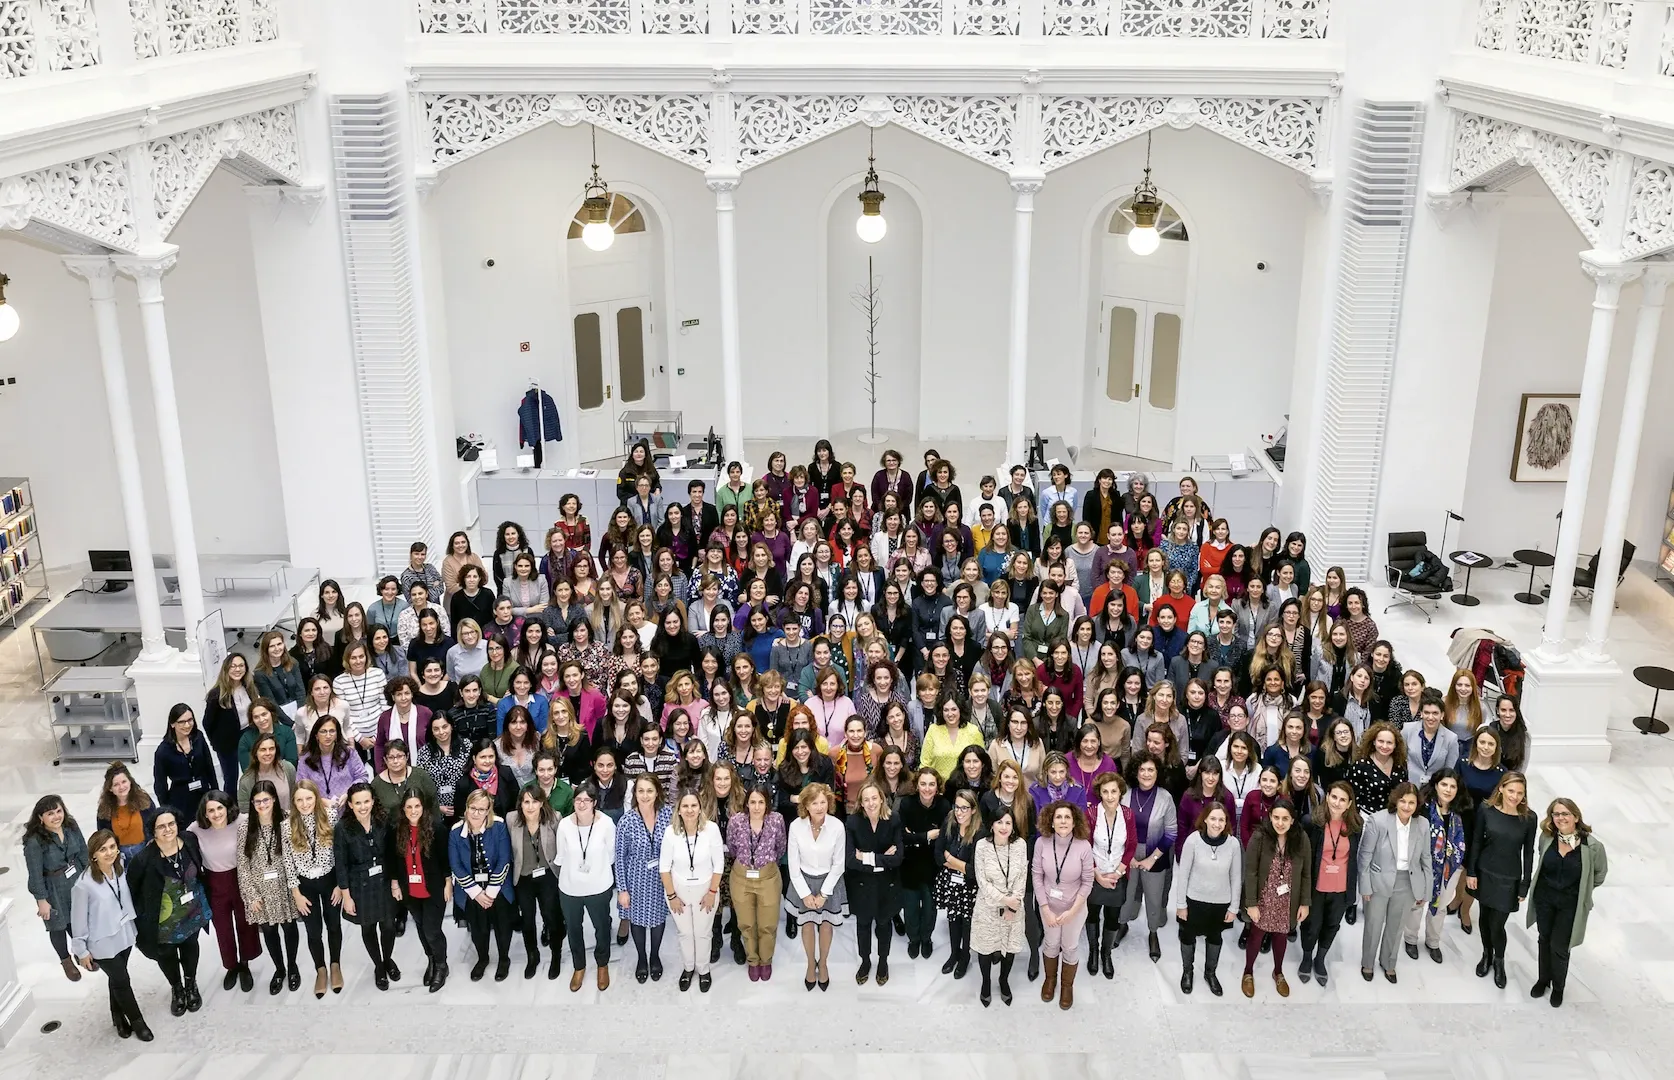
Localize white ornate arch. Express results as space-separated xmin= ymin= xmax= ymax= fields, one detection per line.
xmin=1038 ymin=95 xmax=1326 ymax=178
xmin=1440 ymin=108 xmax=1674 ymax=260
xmin=0 ymin=103 xmax=305 ymax=254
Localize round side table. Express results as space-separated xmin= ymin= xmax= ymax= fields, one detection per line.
xmin=1633 ymin=665 xmax=1674 ymax=736
xmin=1512 ymin=549 xmax=1554 ymax=606
xmin=1449 ymin=551 xmax=1486 ymax=607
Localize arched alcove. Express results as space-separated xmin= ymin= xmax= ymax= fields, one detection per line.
xmin=825 ymin=177 xmax=923 ymax=439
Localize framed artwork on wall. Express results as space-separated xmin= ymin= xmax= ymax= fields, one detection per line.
xmin=1510 ymin=392 xmax=1580 ymax=483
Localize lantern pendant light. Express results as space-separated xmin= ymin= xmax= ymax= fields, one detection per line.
xmin=1127 ymin=131 xmax=1163 ymax=257
xmin=0 ymin=275 xmax=18 ymax=343
xmin=580 ymin=125 xmax=616 ymax=252
xmin=856 ymin=128 xmax=887 ymax=244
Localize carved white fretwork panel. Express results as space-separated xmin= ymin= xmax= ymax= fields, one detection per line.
xmin=735 ymin=94 xmax=863 ymax=167
xmin=1662 ymin=5 xmax=1674 ymax=75
xmin=951 ymin=0 xmax=1018 ymax=34
xmin=1263 ymin=0 xmax=1326 ymax=38
xmin=1118 ymin=0 xmax=1251 ymax=39
xmin=733 ymin=0 xmax=794 ymax=31
xmin=890 ymin=96 xmax=1015 ymax=168
xmin=0 ymin=152 xmax=137 ymax=251
xmin=1046 ymin=0 xmax=1326 ymax=35
xmin=1624 ymin=158 xmax=1674 ymax=259
xmin=130 ymin=0 xmax=279 ymax=59
xmin=1443 ymin=111 xmax=1619 ymax=248
xmin=1474 ymin=0 xmax=1632 ymax=69
xmin=150 ymin=104 xmax=301 ymax=238
xmin=229 ymin=104 xmax=304 ymax=183
xmin=150 ymin=127 xmax=225 ymax=237
xmin=808 ymin=0 xmax=942 ymax=34
xmin=416 ymin=0 xmax=484 ymax=31
xmin=423 ymin=93 xmax=712 ymax=172
xmin=1040 ymin=95 xmax=1324 ymax=174
xmin=642 ymin=0 xmax=706 ymax=32
xmin=0 ymin=0 xmax=100 ymax=78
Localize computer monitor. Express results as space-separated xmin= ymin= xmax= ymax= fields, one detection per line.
xmin=88 ymin=549 xmax=132 ymax=573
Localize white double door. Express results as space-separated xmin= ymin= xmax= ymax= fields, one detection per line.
xmin=572 ymin=297 xmax=651 ymax=463
xmin=1093 ymin=296 xmax=1182 ymax=463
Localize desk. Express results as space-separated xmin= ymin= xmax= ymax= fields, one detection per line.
xmin=30 ymin=561 xmax=319 ymax=681
xmin=1512 ymin=549 xmax=1554 ymax=606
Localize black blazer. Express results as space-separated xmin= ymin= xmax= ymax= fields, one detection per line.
xmin=202 ymin=691 xmax=243 ymax=754
xmin=127 ymin=834 xmax=206 ymax=959
xmin=898 ymin=794 xmax=949 ymax=888
xmin=153 ymin=733 xmax=217 ymax=819
xmin=1304 ymin=816 xmax=1361 ymax=898
xmin=452 ymin=766 xmax=522 ymax=820
xmin=845 ymin=813 xmax=905 ymax=916
xmin=388 ymin=814 xmax=452 ymax=899
xmin=334 ymin=815 xmax=396 ymax=925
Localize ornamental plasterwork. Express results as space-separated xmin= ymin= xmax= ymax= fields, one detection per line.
xmin=1263 ymin=0 xmax=1326 ymax=38
xmin=146 ymin=105 xmax=302 ymax=239
xmin=223 ymin=103 xmax=304 ymax=183
xmin=0 ymin=152 xmax=137 ymax=252
xmin=733 ymin=0 xmax=795 ymax=32
xmin=1118 ymin=0 xmax=1252 ymax=39
xmin=734 ymin=95 xmax=863 ymax=167
xmin=890 ymin=96 xmax=1016 ymax=168
xmin=0 ymin=0 xmax=100 ymax=79
xmin=1662 ymin=6 xmax=1674 ymax=76
xmin=1622 ymin=158 xmax=1674 ymax=259
xmin=423 ymin=93 xmax=711 ymax=172
xmin=951 ymin=0 xmax=1019 ymax=35
xmin=1475 ymin=0 xmax=1632 ymax=68
xmin=1040 ymin=95 xmax=1323 ymax=174
xmin=808 ymin=0 xmax=942 ymax=33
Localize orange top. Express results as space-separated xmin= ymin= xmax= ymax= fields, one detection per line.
xmin=110 ymin=804 xmax=146 ymax=847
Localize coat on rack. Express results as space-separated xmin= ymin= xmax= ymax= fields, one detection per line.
xmin=518 ymin=390 xmax=563 ymax=449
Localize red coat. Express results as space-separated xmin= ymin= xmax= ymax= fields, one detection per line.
xmin=1037 ymin=661 xmax=1085 ymax=720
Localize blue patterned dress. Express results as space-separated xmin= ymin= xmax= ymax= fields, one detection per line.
xmin=613 ymin=804 xmax=673 ymax=927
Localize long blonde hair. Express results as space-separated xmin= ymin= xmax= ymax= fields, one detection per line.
xmin=288 ymin=779 xmax=334 ymax=851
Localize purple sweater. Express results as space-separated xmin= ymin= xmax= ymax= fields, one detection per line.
xmin=725 ymin=811 xmax=788 ymax=868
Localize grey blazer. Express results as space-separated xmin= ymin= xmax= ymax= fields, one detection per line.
xmin=1357 ymin=809 xmax=1433 ymax=899
xmin=505 ymin=813 xmax=561 ymax=882
xmin=1400 ymin=722 xmax=1460 ymax=785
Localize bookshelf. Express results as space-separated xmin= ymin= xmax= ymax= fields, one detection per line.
xmin=0 ymin=477 xmax=49 ymax=629
xmin=1660 ymin=476 xmax=1674 ymax=594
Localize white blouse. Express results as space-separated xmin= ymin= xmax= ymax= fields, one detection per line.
xmin=787 ymin=815 xmax=844 ymax=900
xmin=657 ymin=821 xmax=726 ymax=886
xmin=1091 ymin=802 xmax=1130 ymax=874
xmin=556 ymin=813 xmax=617 ymax=897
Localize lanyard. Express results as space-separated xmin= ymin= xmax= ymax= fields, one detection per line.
xmin=1051 ymin=836 xmax=1071 ymax=884
xmin=106 ymin=876 xmax=123 ymax=906
xmin=1008 ymin=741 xmax=1028 ymax=772
xmin=577 ymin=822 xmax=595 ymax=863
xmin=1102 ymin=807 xmax=1120 ymax=857
xmin=1325 ymin=821 xmax=1345 ymax=862
xmin=1228 ymin=768 xmax=1253 ymax=804
xmin=684 ymin=830 xmax=700 ymax=873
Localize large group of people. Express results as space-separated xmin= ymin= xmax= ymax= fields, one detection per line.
xmin=25 ymin=441 xmax=1609 ymax=1038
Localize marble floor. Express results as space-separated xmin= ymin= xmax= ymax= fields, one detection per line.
xmin=2 ymin=560 xmax=1673 ymax=1080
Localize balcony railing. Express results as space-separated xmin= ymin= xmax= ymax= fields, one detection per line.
xmin=130 ymin=0 xmax=279 ymax=60
xmin=415 ymin=0 xmax=1332 ymax=37
xmin=1473 ymin=0 xmax=1648 ymax=71
xmin=0 ymin=0 xmax=100 ymax=79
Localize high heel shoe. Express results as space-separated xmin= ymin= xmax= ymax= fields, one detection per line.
xmin=805 ymin=961 xmax=817 ymax=992
xmin=329 ymin=962 xmax=343 ymax=994
xmin=314 ymin=968 xmax=328 ymax=999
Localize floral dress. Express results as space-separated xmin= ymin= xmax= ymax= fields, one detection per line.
xmin=1424 ymin=803 xmax=1466 ymax=913
xmin=1254 ymin=849 xmax=1294 ymax=934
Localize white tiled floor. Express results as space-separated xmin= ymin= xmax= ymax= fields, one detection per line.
xmin=2 ymin=561 xmax=1673 ymax=1080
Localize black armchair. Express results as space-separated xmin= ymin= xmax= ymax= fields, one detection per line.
xmin=1573 ymin=540 xmax=1636 ymax=604
xmin=1384 ymin=530 xmax=1446 ymax=623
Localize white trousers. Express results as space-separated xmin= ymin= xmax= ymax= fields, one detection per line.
xmin=669 ymin=877 xmax=718 ymax=975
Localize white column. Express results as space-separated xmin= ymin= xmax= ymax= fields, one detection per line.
xmin=1537 ymin=254 xmax=1642 ymax=660
xmin=1005 ymin=171 xmax=1043 ymax=466
xmin=113 ymin=249 xmax=207 ymax=658
xmin=0 ymin=899 xmax=33 ymax=1046
xmin=1581 ymin=266 xmax=1672 ymax=659
xmin=62 ymin=256 xmax=172 ymax=661
xmin=707 ymin=170 xmax=745 ymax=462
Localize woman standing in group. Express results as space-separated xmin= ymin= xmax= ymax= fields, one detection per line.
xmin=285 ymin=780 xmax=342 ymax=998
xmin=1357 ymin=782 xmax=1430 ymax=984
xmin=334 ymin=783 xmax=398 ymax=989
xmin=728 ymin=784 xmax=787 ymax=981
xmin=1172 ymin=803 xmax=1242 ymax=996
xmin=205 ymin=653 xmax=257 ymax=791
xmin=972 ymin=807 xmax=1029 ymax=1006
xmin=507 ymin=786 xmax=563 ymax=981
xmin=934 ymin=788 xmax=982 ymax=979
xmin=1298 ymin=780 xmax=1361 ymax=987
xmin=70 ymin=829 xmax=153 ymax=1040
xmin=1404 ymin=769 xmax=1466 ymax=965
xmin=24 ymin=795 xmax=90 ymax=982
xmin=787 ymin=783 xmax=846 ymax=990
xmin=186 ymin=792 xmax=259 ymax=993
xmin=128 ymin=808 xmax=209 ymax=1014
xmin=1526 ymin=798 xmax=1608 ymax=1008
xmin=1346 ymin=723 xmax=1405 ymax=835
xmin=154 ymin=704 xmax=218 ymax=820
xmin=556 ymin=782 xmax=616 ymax=992
xmin=297 ymin=717 xmax=369 ymax=818
xmin=1086 ymin=771 xmax=1136 ymax=977
xmin=1240 ymin=798 xmax=1311 ymax=998
xmin=845 ymin=780 xmax=903 ymax=985
xmin=898 ymin=768 xmax=948 ymax=961
xmin=1120 ymin=754 xmax=1178 ymax=963
xmin=450 ymin=788 xmax=517 ymax=982
xmin=255 ymin=630 xmax=307 ymax=714
xmin=392 ymin=792 xmax=452 ymax=992
xmin=237 ymin=780 xmax=301 ymax=994
xmin=1034 ymin=799 xmax=1094 ymax=1010
xmin=1466 ymin=771 xmax=1537 ymax=989
xmin=614 ymin=774 xmax=673 ymax=983
xmin=660 ymin=791 xmax=726 ymax=992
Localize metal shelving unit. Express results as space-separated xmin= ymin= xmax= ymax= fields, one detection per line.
xmin=0 ymin=476 xmax=50 ymax=629
xmin=1658 ymin=477 xmax=1674 ymax=594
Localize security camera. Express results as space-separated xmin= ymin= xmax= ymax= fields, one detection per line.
xmin=1255 ymin=261 xmax=1269 ymax=272
xmin=483 ymin=258 xmax=496 ymax=268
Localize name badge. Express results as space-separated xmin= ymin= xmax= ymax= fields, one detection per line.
xmin=264 ymin=871 xmax=279 ymax=881
xmin=408 ymin=874 xmax=423 ymax=885
xmin=366 ymin=863 xmax=382 ymax=877
xmin=1048 ymin=888 xmax=1065 ymax=900
xmin=474 ymin=872 xmax=488 ymax=883
xmin=1324 ymin=864 xmax=1342 ymax=874
xmin=745 ymin=869 xmax=761 ymax=880
xmin=925 ymin=631 xmax=939 ymax=641
xmin=685 ymin=870 xmax=702 ymax=881
xmin=645 ymin=859 xmax=658 ymax=870
xmin=1276 ymin=883 xmax=1290 ymax=896
xmin=64 ymin=867 xmax=78 ymax=882
xmin=873 ymin=865 xmax=883 ymax=873
xmin=532 ymin=867 xmax=547 ymax=878
xmin=1037 ymin=645 xmax=1048 ymax=656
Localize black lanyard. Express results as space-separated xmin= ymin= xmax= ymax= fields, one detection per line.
xmin=683 ymin=830 xmax=699 ymax=873
xmin=1051 ymin=836 xmax=1071 ymax=884
xmin=1102 ymin=807 xmax=1120 ymax=857
xmin=577 ymin=822 xmax=596 ymax=863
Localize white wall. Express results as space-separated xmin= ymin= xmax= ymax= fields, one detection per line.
xmin=826 ymin=177 xmax=922 ymax=436
xmin=0 ymin=168 xmax=288 ymax=569
xmin=1461 ymin=190 xmax=1674 ymax=564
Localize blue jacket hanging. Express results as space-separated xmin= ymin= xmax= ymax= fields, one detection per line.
xmin=518 ymin=389 xmax=562 ymax=447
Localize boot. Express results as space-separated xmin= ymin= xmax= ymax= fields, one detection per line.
xmin=429 ymin=962 xmax=448 ymax=993
xmin=423 ymin=958 xmax=436 ymax=989
xmin=1058 ymin=962 xmax=1078 ymax=1010
xmin=61 ymin=957 xmax=81 ymax=982
xmin=978 ymin=953 xmax=993 ymax=1007
xmin=731 ymin=928 xmax=746 ymax=966
xmin=1475 ymin=942 xmax=1493 ymax=978
xmin=1492 ymin=953 xmax=1507 ymax=989
xmin=953 ymin=945 xmax=970 ymax=980
xmin=1100 ymin=925 xmax=1119 ymax=980
xmin=1203 ymin=940 xmax=1224 ymax=997
xmin=1084 ymin=909 xmax=1102 ymax=976
xmin=998 ymin=954 xmax=1014 ymax=1005
xmin=1040 ymin=955 xmax=1059 ymax=1001
xmin=1180 ymin=938 xmax=1195 ymax=995
xmin=170 ymin=986 xmax=187 ymax=1017
xmin=112 ymin=1004 xmax=132 ymax=1039
xmin=1027 ymin=945 xmax=1040 ymax=982
xmin=184 ymin=978 xmax=202 ymax=1012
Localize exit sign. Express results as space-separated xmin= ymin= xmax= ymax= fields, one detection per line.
xmin=681 ymin=319 xmax=700 ymax=328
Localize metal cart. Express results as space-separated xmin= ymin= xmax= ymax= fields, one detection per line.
xmin=620 ymin=410 xmax=683 ymax=460
xmin=44 ymin=666 xmax=140 ymax=765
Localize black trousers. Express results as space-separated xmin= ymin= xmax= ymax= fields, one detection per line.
xmin=1534 ymin=895 xmax=1577 ymax=991
xmin=260 ymin=922 xmax=299 ymax=971
xmin=466 ymin=895 xmax=516 ymax=962
xmin=1479 ymin=904 xmax=1512 ymax=960
xmin=47 ymin=927 xmax=70 ymax=960
xmin=404 ymin=894 xmax=448 ymax=966
xmin=561 ymin=888 xmax=613 ymax=968
xmin=854 ymin=892 xmax=896 ymax=962
xmin=298 ymin=874 xmax=343 ymax=968
xmin=1300 ymin=889 xmax=1352 ymax=958
xmin=516 ymin=873 xmax=563 ymax=957
xmin=154 ymin=935 xmax=201 ymax=989
xmin=92 ymin=948 xmax=144 ymax=1028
